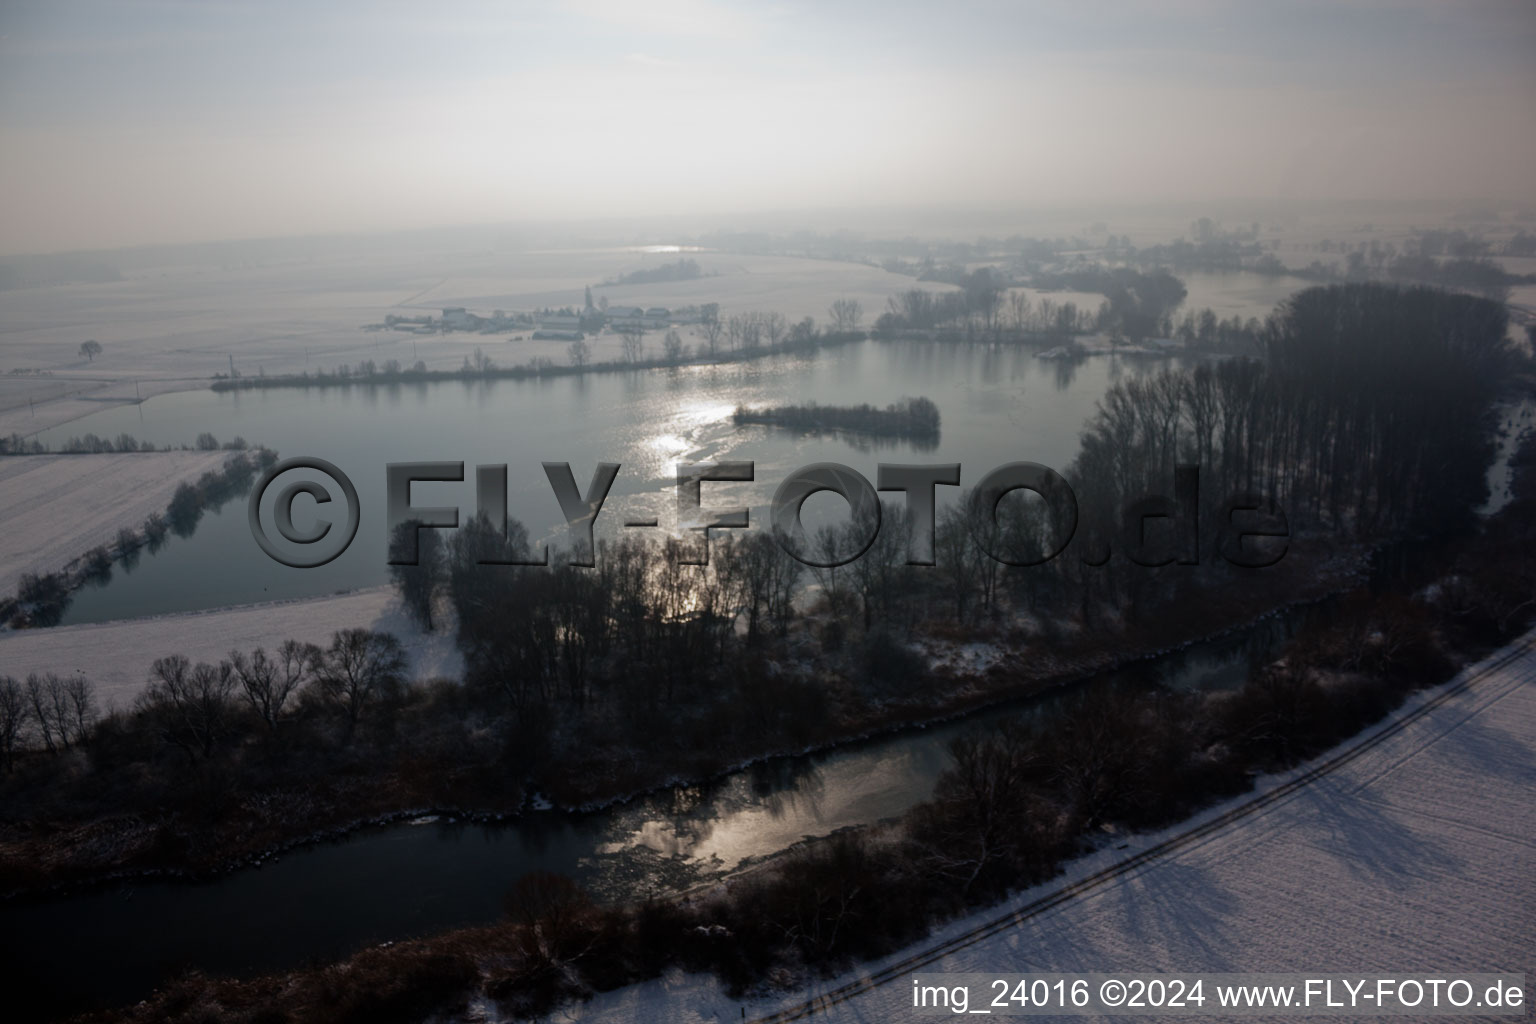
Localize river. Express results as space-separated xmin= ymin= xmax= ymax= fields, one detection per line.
xmin=0 ymin=612 xmax=1302 ymax=1016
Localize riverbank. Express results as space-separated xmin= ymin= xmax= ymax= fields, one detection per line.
xmin=540 ymin=535 xmax=1366 ymax=810
xmin=0 ymin=536 xmax=1365 ymax=899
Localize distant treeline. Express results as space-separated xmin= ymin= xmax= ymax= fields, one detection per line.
xmin=1030 ymin=266 xmax=1188 ymax=340
xmin=733 ymin=397 xmax=940 ymax=440
xmin=701 ymin=227 xmax=1091 ymax=271
xmin=1123 ymin=227 xmax=1536 ymax=303
xmin=1055 ymin=284 xmax=1517 ymax=624
xmin=0 ymin=252 xmax=122 ymax=291
xmin=1383 ymin=256 xmax=1530 ymax=301
xmin=211 ymin=329 xmax=870 ymax=392
xmin=872 ymin=273 xmax=1256 ymax=352
xmin=600 ymin=258 xmax=709 ymax=287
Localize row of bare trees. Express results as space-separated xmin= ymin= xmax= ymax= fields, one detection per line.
xmin=1071 ymin=283 xmax=1513 ymax=546
xmin=136 ymin=630 xmax=406 ymax=761
xmin=0 ymin=672 xmax=97 ymax=770
xmin=813 ymin=283 xmax=1519 ymax=632
xmin=2 ymin=629 xmax=406 ymax=771
xmin=395 ymin=515 xmax=805 ymax=711
xmin=879 ymin=285 xmax=1095 ymax=338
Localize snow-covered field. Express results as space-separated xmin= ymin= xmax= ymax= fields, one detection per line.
xmin=573 ymin=633 xmax=1536 ymax=1023
xmin=0 ymin=586 xmax=460 ymax=711
xmin=0 ymin=246 xmax=944 ymax=438
xmin=4 ymin=219 xmax=1487 ymax=443
xmin=0 ymin=451 xmax=231 ymax=597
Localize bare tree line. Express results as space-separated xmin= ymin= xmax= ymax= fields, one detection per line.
xmin=0 ymin=672 xmax=96 ymax=767
xmin=7 ymin=447 xmax=277 ymax=628
xmin=138 ymin=630 xmax=406 ymax=761
xmin=0 ymin=628 xmax=405 ymax=771
xmin=374 ymin=284 xmax=1518 ymax=732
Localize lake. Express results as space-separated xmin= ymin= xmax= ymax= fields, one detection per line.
xmin=44 ymin=341 xmax=1213 ymax=624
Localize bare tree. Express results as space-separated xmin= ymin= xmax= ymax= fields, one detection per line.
xmin=62 ymin=675 xmax=96 ymax=745
xmin=1008 ymin=290 xmax=1032 ymax=332
xmin=911 ymin=724 xmax=1045 ymax=894
xmin=937 ymin=503 xmax=982 ymax=623
xmin=389 ymin=518 xmax=445 ymax=631
xmin=762 ymin=311 xmax=788 ymax=348
xmin=619 ymin=324 xmax=645 ymax=363
xmin=773 ymin=832 xmax=876 ymax=958
xmin=139 ymin=655 xmax=237 ymax=761
xmin=309 ymin=628 xmax=406 ymax=733
xmin=964 ymin=268 xmax=1004 ymax=332
xmin=789 ymin=316 xmax=817 ymax=345
xmin=23 ymin=674 xmax=54 ymax=753
xmin=0 ymin=675 xmax=26 ymax=772
xmin=567 ymin=339 xmax=590 ymax=367
xmin=762 ymin=528 xmax=802 ymax=637
xmin=24 ymin=673 xmax=73 ymax=753
xmin=849 ymin=503 xmax=910 ymax=633
xmin=662 ymin=329 xmax=685 ymax=361
xmin=726 ymin=531 xmax=781 ymax=644
xmin=1044 ymin=687 xmax=1146 ymax=826
xmin=229 ymin=642 xmax=307 ymax=730
xmin=502 ymin=871 xmax=595 ymax=968
xmin=701 ymin=315 xmax=724 ymax=356
xmin=807 ymin=524 xmax=849 ymax=614
xmin=78 ymin=339 xmax=102 ymax=361
xmin=726 ymin=313 xmax=748 ymax=351
xmin=828 ymin=298 xmax=863 ymax=333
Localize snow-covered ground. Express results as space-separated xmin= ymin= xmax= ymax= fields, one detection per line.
xmin=920 ymin=639 xmax=1007 ymax=675
xmin=1482 ymin=399 xmax=1536 ymax=516
xmin=0 ymin=450 xmax=231 ymax=597
xmin=0 ymin=586 xmax=460 ymax=711
xmin=571 ymin=633 xmax=1536 ymax=1023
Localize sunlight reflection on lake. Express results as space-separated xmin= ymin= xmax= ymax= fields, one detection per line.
xmin=46 ymin=340 xmax=1212 ymax=624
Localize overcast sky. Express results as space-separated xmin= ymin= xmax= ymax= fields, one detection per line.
xmin=1 ymin=0 xmax=1533 ymax=253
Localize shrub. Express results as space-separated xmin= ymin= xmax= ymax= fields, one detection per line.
xmin=302 ymin=948 xmax=477 ymax=1024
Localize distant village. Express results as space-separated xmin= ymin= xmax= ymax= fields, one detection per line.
xmin=368 ymin=292 xmax=714 ymax=342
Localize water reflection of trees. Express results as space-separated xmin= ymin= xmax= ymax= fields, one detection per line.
xmin=1050 ymin=355 xmax=1079 ymax=391
xmin=748 ymin=756 xmax=826 ymax=820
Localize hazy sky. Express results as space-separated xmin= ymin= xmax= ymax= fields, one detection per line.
xmin=2 ymin=0 xmax=1533 ymax=253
